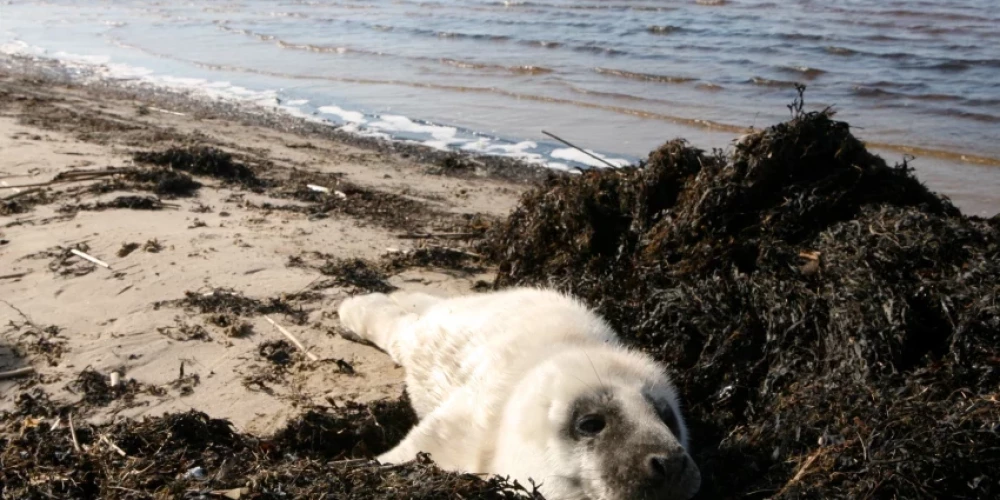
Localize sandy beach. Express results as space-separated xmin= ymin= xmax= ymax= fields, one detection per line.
xmin=0 ymin=59 xmax=534 ymax=435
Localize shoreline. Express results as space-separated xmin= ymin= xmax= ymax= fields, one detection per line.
xmin=0 ymin=52 xmax=556 ymax=186
xmin=6 ymin=49 xmax=1000 ymax=179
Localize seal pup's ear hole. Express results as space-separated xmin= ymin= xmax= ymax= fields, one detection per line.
xmin=575 ymin=414 xmax=606 ymax=437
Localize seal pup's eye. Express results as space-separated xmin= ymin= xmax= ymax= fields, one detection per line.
xmin=659 ymin=406 xmax=680 ymax=438
xmin=575 ymin=414 xmax=606 ymax=436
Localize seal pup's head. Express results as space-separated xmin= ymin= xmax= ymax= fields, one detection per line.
xmin=495 ymin=347 xmax=700 ymax=500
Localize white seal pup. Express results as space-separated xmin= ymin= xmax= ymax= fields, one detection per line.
xmin=338 ymin=287 xmax=700 ymax=500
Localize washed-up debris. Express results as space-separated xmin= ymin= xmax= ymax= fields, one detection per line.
xmin=0 ymin=388 xmax=539 ymax=499
xmin=0 ymin=187 xmax=53 ymax=215
xmin=65 ymin=367 xmax=163 ymax=407
xmin=116 ymin=242 xmax=140 ymax=258
xmin=0 ymin=366 xmax=35 ymax=380
xmin=157 ymin=288 xmax=309 ymax=325
xmin=382 ymin=246 xmax=486 ymax=275
xmin=0 ymin=271 xmax=30 ymax=281
xmin=70 ymin=248 xmax=110 ymax=268
xmin=133 ymin=145 xmax=266 ymax=189
xmin=60 ymin=194 xmax=176 ymax=212
xmin=157 ymin=319 xmax=213 ymax=342
xmin=42 ymin=244 xmax=100 ymax=277
xmin=318 ymin=257 xmax=397 ymax=293
xmin=121 ymin=166 xmax=202 ymax=196
xmin=484 ymin=96 xmax=999 ymax=498
xmin=0 ymin=303 xmax=67 ymax=366
xmin=265 ymin=171 xmax=435 ymax=230
xmin=265 ymin=315 xmax=319 ymax=361
xmin=142 ymin=238 xmax=164 ymax=253
xmin=208 ymin=312 xmax=254 ymax=338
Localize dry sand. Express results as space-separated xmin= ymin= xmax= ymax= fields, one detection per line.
xmin=0 ymin=68 xmax=531 ymax=435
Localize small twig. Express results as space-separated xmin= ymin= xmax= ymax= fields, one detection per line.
xmin=0 ymin=366 xmax=36 ymax=380
xmin=542 ymin=130 xmax=619 ymax=169
xmin=2 ymin=170 xmax=119 ymax=189
xmin=0 ymin=271 xmax=31 ymax=281
xmin=330 ymin=458 xmax=372 ymax=467
xmin=68 ymin=412 xmax=82 ymax=453
xmin=397 ymin=232 xmax=478 ymax=240
xmin=775 ymin=448 xmax=823 ymax=497
xmin=146 ymin=106 xmax=186 ymax=116
xmin=428 ymin=246 xmax=483 ymax=259
xmin=100 ymin=435 xmax=127 ymax=457
xmin=70 ymin=248 xmax=111 ymax=269
xmin=0 ymin=299 xmax=34 ymax=325
xmin=1 ymin=187 xmax=43 ymax=201
xmin=264 ymin=315 xmax=320 ymax=361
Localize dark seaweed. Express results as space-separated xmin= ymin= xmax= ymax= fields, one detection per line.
xmin=485 ymin=106 xmax=999 ymax=498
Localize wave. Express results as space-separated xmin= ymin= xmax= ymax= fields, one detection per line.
xmin=777 ymin=65 xmax=826 ymax=79
xmin=749 ymin=77 xmax=800 ymax=88
xmin=440 ymin=58 xmax=551 ymax=75
xmin=851 ymin=85 xmax=1000 ymax=108
xmin=215 ymin=25 xmax=548 ymax=75
xmin=818 ymin=6 xmax=995 ymax=23
xmin=594 ymin=67 xmax=695 ymax=84
xmin=825 ymin=46 xmax=857 ymax=56
xmin=572 ymin=44 xmax=628 ymax=57
xmin=484 ymin=1 xmax=678 ymax=12
xmin=102 ymin=39 xmax=751 ymax=135
xmin=647 ymin=25 xmax=682 ymax=35
xmin=434 ymin=31 xmax=510 ymax=42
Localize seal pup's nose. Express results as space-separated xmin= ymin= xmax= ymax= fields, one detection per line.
xmin=646 ymin=453 xmax=690 ymax=483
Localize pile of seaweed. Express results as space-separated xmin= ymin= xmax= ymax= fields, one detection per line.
xmin=0 ymin=389 xmax=541 ymax=499
xmin=155 ymin=288 xmax=310 ymax=325
xmin=132 ymin=145 xmax=268 ymax=190
xmin=486 ymin=96 xmax=1000 ymax=498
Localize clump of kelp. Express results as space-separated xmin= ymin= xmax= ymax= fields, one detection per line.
xmin=0 ymin=389 xmax=542 ymax=499
xmin=485 ymin=89 xmax=999 ymax=498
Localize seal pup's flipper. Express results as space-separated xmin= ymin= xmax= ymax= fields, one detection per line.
xmin=376 ymin=389 xmax=482 ymax=472
xmin=338 ymin=292 xmax=418 ymax=364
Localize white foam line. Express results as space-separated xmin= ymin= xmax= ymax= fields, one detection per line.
xmin=318 ymin=105 xmax=366 ymax=124
xmin=368 ymin=114 xmax=458 ymax=141
xmin=0 ymin=39 xmax=634 ymax=173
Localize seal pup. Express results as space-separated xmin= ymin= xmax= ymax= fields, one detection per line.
xmin=338 ymin=287 xmax=700 ymax=500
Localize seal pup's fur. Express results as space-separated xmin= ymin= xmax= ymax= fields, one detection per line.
xmin=338 ymin=287 xmax=700 ymax=500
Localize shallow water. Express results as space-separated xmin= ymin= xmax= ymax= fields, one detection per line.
xmin=2 ymin=0 xmax=999 ymax=215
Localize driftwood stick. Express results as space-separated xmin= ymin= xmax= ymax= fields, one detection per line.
xmin=427 ymin=246 xmax=483 ymax=259
xmin=70 ymin=248 xmax=111 ymax=269
xmin=100 ymin=435 xmax=127 ymax=457
xmin=1 ymin=187 xmax=43 ymax=201
xmin=397 ymin=232 xmax=478 ymax=240
xmin=68 ymin=413 xmax=82 ymax=453
xmin=542 ymin=130 xmax=619 ymax=169
xmin=0 ymin=272 xmax=31 ymax=281
xmin=0 ymin=366 xmax=36 ymax=380
xmin=146 ymin=106 xmax=186 ymax=116
xmin=2 ymin=170 xmax=120 ymax=189
xmin=265 ymin=316 xmax=320 ymax=361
